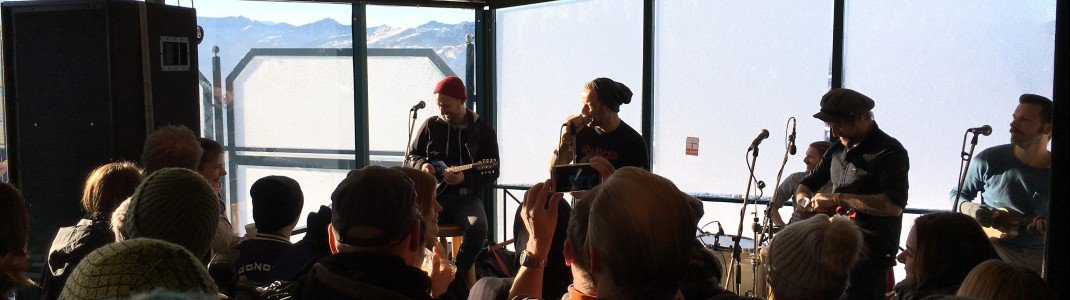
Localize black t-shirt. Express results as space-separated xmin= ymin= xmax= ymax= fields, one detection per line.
xmin=234 ymin=233 xmax=292 ymax=286
xmin=800 ymin=124 xmax=909 ymax=267
xmin=573 ymin=121 xmax=650 ymax=170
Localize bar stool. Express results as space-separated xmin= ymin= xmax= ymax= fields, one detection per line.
xmin=436 ymin=222 xmax=476 ymax=286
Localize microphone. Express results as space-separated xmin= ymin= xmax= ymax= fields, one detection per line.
xmin=748 ymin=129 xmax=770 ymax=150
xmin=788 ymin=121 xmax=797 ymax=155
xmin=410 ymin=100 xmax=426 ymax=112
xmin=967 ymin=125 xmax=992 ymax=136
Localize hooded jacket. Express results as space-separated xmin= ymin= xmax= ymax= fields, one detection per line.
xmin=406 ymin=109 xmax=500 ymax=197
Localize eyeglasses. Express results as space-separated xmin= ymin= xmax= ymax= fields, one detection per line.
xmin=899 ymin=246 xmax=913 ymax=257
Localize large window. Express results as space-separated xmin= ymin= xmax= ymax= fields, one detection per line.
xmin=652 ymin=1 xmax=834 ymax=248
xmin=494 ymin=0 xmax=644 ymax=242
xmin=843 ymin=0 xmax=1056 ymax=210
xmin=197 ymin=0 xmax=353 ymax=234
xmin=365 ymin=5 xmax=475 ymax=166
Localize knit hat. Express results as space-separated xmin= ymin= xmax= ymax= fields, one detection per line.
xmin=813 ymin=88 xmax=875 ymax=122
xmin=766 ymin=215 xmax=864 ymax=299
xmin=590 ymin=78 xmax=633 ymax=113
xmin=59 ymin=238 xmax=218 ymax=300
xmin=434 ymin=76 xmax=466 ymax=101
xmin=250 ymin=176 xmax=304 ymax=233
xmin=331 ymin=166 xmax=418 ymax=247
xmin=121 ymin=168 xmax=219 ymax=260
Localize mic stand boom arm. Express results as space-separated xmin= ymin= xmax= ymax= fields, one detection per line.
xmin=952 ymin=130 xmax=982 ymax=212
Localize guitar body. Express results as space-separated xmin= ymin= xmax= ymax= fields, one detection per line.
xmin=977 ymin=207 xmax=1036 ymax=241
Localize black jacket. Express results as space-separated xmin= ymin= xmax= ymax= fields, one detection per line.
xmin=406 ymin=110 xmax=500 ymax=197
xmin=39 ymin=218 xmax=114 ymax=300
xmin=294 ymin=253 xmax=432 ymax=300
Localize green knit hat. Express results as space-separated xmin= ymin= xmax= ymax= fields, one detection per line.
xmin=121 ymin=168 xmax=219 ymax=259
xmin=59 ymin=238 xmax=218 ymax=300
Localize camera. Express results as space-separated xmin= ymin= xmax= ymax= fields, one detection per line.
xmin=551 ymin=163 xmax=601 ymax=192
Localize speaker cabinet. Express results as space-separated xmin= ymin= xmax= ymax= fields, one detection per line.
xmin=2 ymin=0 xmax=199 ymax=254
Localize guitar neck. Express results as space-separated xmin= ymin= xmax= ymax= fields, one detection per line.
xmin=444 ymin=164 xmax=476 ymax=173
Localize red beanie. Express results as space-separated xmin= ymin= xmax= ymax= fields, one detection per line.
xmin=434 ymin=76 xmax=466 ymax=101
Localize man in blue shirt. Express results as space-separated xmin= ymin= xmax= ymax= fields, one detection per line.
xmin=953 ymin=94 xmax=1052 ymax=276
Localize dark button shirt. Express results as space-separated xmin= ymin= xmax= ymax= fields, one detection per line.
xmin=800 ymin=123 xmax=910 ymax=267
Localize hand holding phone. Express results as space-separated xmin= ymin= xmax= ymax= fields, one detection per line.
xmin=551 ymin=163 xmax=602 ymax=193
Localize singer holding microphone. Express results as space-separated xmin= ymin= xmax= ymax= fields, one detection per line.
xmin=794 ymin=88 xmax=910 ymax=299
xmin=552 ymin=78 xmax=649 ymax=170
xmin=952 ymin=94 xmax=1052 ymax=275
xmin=407 ymin=76 xmax=500 ymax=282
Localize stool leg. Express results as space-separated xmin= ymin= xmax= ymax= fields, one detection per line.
xmin=451 ymin=236 xmax=462 ymax=263
xmin=439 ymin=236 xmax=451 ymax=260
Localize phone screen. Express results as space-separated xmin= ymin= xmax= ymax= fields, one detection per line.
xmin=552 ymin=163 xmax=601 ymax=192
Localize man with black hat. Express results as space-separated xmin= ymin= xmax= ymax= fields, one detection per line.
xmin=795 ymin=88 xmax=910 ymax=299
xmin=553 ymin=78 xmax=648 ymax=170
xmin=293 ymin=166 xmax=436 ymax=299
xmin=407 ymin=76 xmax=499 ymax=283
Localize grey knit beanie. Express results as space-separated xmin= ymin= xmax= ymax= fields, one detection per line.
xmin=121 ymin=168 xmax=219 ymax=260
xmin=766 ymin=215 xmax=864 ymax=299
xmin=59 ymin=238 xmax=218 ymax=300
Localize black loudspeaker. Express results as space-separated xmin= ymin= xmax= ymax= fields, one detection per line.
xmin=2 ymin=0 xmax=199 ymax=254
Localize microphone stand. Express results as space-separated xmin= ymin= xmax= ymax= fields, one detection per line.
xmin=404 ymin=108 xmax=420 ymax=166
xmin=726 ymin=146 xmax=760 ymax=294
xmin=752 ymin=118 xmax=795 ymax=297
xmin=952 ymin=130 xmax=982 ymax=212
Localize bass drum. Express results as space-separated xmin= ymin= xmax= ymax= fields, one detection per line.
xmin=700 ymin=234 xmax=768 ymax=298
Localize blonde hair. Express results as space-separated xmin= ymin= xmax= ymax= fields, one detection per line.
xmin=82 ymin=161 xmax=143 ymax=220
xmin=956 ymin=259 xmax=1052 ymax=300
xmin=111 ymin=198 xmax=134 ymax=241
xmin=141 ymin=125 xmax=203 ymax=174
xmin=586 ymin=167 xmax=696 ymax=299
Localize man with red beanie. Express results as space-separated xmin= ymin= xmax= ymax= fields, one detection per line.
xmin=407 ymin=76 xmax=499 ymax=288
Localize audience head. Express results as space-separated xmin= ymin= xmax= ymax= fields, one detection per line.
xmin=804 ymin=141 xmax=833 ymax=172
xmin=141 ymin=125 xmax=203 ymax=174
xmin=434 ymin=76 xmax=467 ymax=125
xmin=121 ymin=168 xmax=219 ymax=260
xmin=1012 ymin=94 xmax=1053 ymax=147
xmin=956 ymin=259 xmax=1052 ymax=300
xmin=897 ymin=212 xmax=999 ymax=293
xmin=766 ymin=215 xmax=863 ymax=300
xmin=814 ymin=88 xmax=876 ymax=145
xmin=392 ymin=166 xmax=442 ymax=239
xmin=59 ymin=238 xmax=218 ymax=299
xmin=330 ymin=166 xmax=424 ymax=265
xmin=565 ymin=191 xmax=595 ymax=288
xmin=81 ymin=161 xmax=143 ymax=220
xmin=585 ymin=167 xmax=695 ymax=299
xmin=0 ymin=183 xmax=32 ymax=294
xmin=196 ymin=138 xmax=227 ymax=194
xmin=250 ymin=176 xmax=304 ymax=235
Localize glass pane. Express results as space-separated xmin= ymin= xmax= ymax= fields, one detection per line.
xmin=233 ymin=165 xmax=350 ymax=235
xmin=652 ymin=2 xmax=832 ymax=196
xmin=365 ymin=5 xmax=475 ymax=166
xmin=495 ymin=0 xmax=645 ymax=186
xmin=196 ymin=0 xmax=354 ymax=233
xmin=844 ymin=0 xmax=1056 ymax=210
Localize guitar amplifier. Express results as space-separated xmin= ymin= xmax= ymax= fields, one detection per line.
xmin=1 ymin=0 xmax=200 ymax=254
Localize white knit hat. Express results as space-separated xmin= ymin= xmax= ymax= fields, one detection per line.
xmin=766 ymin=215 xmax=864 ymax=299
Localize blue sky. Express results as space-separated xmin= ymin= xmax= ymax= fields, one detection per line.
xmin=169 ymin=0 xmax=474 ymax=27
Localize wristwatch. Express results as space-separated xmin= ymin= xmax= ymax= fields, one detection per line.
xmin=519 ymin=250 xmax=548 ymax=269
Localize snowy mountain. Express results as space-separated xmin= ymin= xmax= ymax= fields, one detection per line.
xmin=197 ymin=16 xmax=474 ymax=81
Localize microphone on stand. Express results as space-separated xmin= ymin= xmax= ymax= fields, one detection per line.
xmin=410 ymin=100 xmax=426 ymax=112
xmin=788 ymin=120 xmax=797 ymax=155
xmin=748 ymin=129 xmax=770 ymax=151
xmin=967 ymin=125 xmax=992 ymax=136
